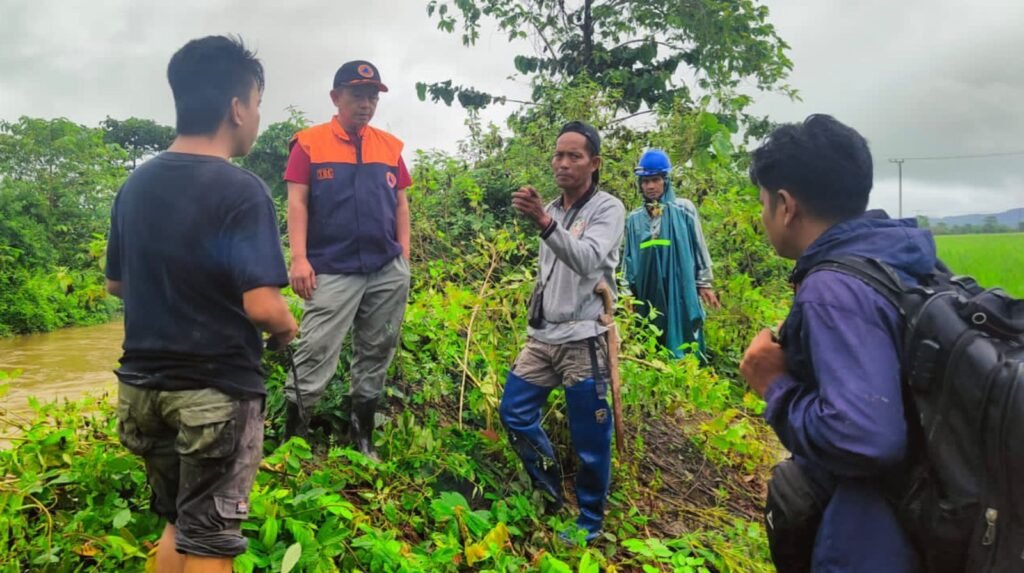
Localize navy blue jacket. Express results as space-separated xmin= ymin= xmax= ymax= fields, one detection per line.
xmin=766 ymin=211 xmax=936 ymax=572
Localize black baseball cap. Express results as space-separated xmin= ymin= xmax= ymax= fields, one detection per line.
xmin=559 ymin=121 xmax=601 ymax=155
xmin=333 ymin=60 xmax=389 ymax=92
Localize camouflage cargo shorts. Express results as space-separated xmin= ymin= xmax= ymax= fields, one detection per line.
xmin=511 ymin=336 xmax=609 ymax=388
xmin=116 ymin=382 xmax=264 ymax=557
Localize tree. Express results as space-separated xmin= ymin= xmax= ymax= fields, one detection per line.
xmin=101 ymin=116 xmax=175 ymax=169
xmin=0 ymin=117 xmax=126 ymax=334
xmin=982 ymin=215 xmax=999 ymax=234
xmin=0 ymin=117 xmax=127 ymax=269
xmin=237 ymin=107 xmax=310 ymax=232
xmin=916 ymin=215 xmax=930 ymax=229
xmin=419 ymin=0 xmax=794 ymax=119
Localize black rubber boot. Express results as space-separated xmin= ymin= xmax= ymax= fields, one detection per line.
xmin=283 ymin=401 xmax=308 ymax=441
xmin=349 ymin=398 xmax=380 ymax=462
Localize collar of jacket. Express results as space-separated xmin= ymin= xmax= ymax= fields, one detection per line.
xmin=550 ymin=184 xmax=598 ymax=212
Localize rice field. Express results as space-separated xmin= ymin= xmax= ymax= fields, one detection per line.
xmin=935 ymin=233 xmax=1023 ymax=297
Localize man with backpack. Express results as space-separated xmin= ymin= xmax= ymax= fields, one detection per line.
xmin=740 ymin=115 xmax=931 ymax=571
xmin=106 ymin=36 xmax=296 ymax=572
xmin=744 ymin=114 xmax=1024 ymax=572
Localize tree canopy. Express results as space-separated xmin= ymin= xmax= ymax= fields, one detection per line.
xmin=418 ymin=0 xmax=794 ymax=116
xmin=100 ymin=116 xmax=175 ymax=169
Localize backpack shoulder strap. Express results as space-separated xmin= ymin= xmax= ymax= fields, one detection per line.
xmin=807 ymin=256 xmax=906 ymax=315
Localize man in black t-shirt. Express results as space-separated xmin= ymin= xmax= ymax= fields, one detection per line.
xmin=105 ymin=36 xmax=296 ymax=573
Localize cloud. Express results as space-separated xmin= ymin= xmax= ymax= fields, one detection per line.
xmin=872 ymin=176 xmax=1024 ymax=218
xmin=1 ymin=0 xmax=1020 ymax=216
xmin=750 ymin=0 xmax=1024 ymax=215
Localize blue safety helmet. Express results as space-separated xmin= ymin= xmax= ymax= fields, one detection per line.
xmin=634 ymin=148 xmax=671 ymax=178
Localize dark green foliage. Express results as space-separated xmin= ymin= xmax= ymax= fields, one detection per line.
xmin=419 ymin=0 xmax=794 ymax=125
xmin=100 ymin=117 xmax=175 ymax=170
xmin=237 ymin=107 xmax=310 ymax=233
xmin=0 ymin=118 xmax=126 ymax=335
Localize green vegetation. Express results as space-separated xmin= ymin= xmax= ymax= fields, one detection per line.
xmin=0 ymin=117 xmax=131 ymax=336
xmin=100 ymin=117 xmax=175 ymax=170
xmin=0 ymin=1 xmax=800 ymax=569
xmin=920 ymin=214 xmax=1024 ymax=235
xmin=9 ymin=2 xmax=1018 ymax=567
xmin=420 ymin=0 xmax=794 ymax=121
xmin=0 ymin=82 xmax=792 ymax=570
xmin=0 ymin=313 xmax=778 ymax=572
xmin=10 ymin=2 xmax=989 ymax=571
xmin=936 ymin=233 xmax=1024 ymax=297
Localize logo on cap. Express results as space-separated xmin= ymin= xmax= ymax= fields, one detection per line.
xmin=357 ymin=64 xmax=374 ymax=78
xmin=386 ymin=172 xmax=397 ymax=188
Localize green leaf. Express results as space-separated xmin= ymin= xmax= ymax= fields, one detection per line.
xmin=281 ymin=542 xmax=302 ymax=573
xmin=103 ymin=535 xmax=144 ymax=558
xmin=112 ymin=508 xmax=131 ymax=529
xmin=578 ymin=550 xmax=600 ymax=573
xmin=260 ymin=517 xmax=279 ymax=548
xmin=464 ymin=509 xmax=493 ymax=537
xmin=430 ymin=491 xmax=470 ymax=521
xmin=233 ymin=553 xmax=257 ymax=573
xmin=623 ymin=538 xmax=648 ymax=555
xmin=711 ymin=131 xmax=734 ymax=158
xmin=540 ymin=554 xmax=572 ymax=573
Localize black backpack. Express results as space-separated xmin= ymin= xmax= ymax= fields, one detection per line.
xmin=809 ymin=256 xmax=1024 ymax=572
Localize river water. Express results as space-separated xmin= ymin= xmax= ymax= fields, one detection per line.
xmin=0 ymin=320 xmax=124 ymax=424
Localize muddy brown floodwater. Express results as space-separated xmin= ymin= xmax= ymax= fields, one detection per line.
xmin=0 ymin=320 xmax=123 ymax=425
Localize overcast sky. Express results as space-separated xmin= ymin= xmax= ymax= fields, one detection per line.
xmin=2 ymin=0 xmax=1021 ymax=218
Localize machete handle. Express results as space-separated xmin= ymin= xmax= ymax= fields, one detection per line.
xmin=594 ymin=281 xmax=615 ymax=316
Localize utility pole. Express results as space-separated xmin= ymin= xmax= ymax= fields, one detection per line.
xmin=886 ymin=150 xmax=1024 ymax=221
xmin=889 ymin=158 xmax=905 ymax=218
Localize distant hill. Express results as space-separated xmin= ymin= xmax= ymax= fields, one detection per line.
xmin=930 ymin=208 xmax=1024 ymax=228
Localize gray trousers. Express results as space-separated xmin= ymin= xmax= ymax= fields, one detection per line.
xmin=286 ymin=256 xmax=410 ymax=406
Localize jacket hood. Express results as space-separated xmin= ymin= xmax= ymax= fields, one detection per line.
xmin=792 ymin=210 xmax=937 ymax=284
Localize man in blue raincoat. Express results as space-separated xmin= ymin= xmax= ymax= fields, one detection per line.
xmin=623 ymin=149 xmax=719 ymax=360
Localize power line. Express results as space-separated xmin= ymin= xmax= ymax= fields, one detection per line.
xmin=884 ymin=150 xmax=1024 ymax=219
xmin=889 ymin=150 xmax=1024 ymax=162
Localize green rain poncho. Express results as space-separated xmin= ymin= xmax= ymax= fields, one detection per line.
xmin=624 ymin=180 xmax=713 ymax=359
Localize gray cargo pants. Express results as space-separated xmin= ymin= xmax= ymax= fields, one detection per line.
xmin=286 ymin=256 xmax=410 ymax=405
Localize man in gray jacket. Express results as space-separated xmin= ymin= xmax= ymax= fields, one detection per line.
xmin=501 ymin=121 xmax=626 ymax=543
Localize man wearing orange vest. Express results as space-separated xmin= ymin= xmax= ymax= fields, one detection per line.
xmin=283 ymin=60 xmax=412 ymax=461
